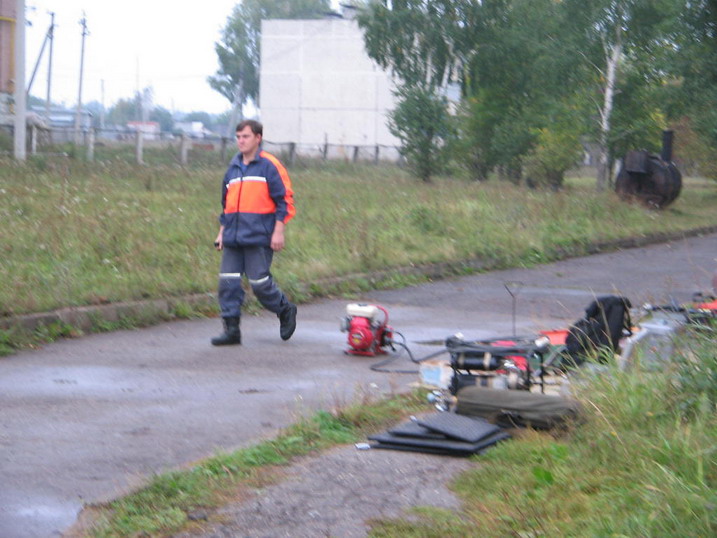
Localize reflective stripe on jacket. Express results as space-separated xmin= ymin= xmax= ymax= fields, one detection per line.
xmin=219 ymin=150 xmax=295 ymax=247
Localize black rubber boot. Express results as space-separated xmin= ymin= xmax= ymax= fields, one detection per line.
xmin=211 ymin=317 xmax=241 ymax=346
xmin=278 ymin=303 xmax=297 ymax=341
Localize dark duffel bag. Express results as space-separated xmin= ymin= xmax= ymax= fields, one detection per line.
xmin=455 ymin=386 xmax=582 ymax=430
xmin=564 ymin=295 xmax=632 ymax=367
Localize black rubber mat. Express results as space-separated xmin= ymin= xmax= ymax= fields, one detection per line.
xmin=368 ymin=430 xmax=510 ymax=455
xmin=389 ymin=421 xmax=447 ymax=439
xmin=369 ymin=431 xmax=510 ymax=454
xmin=369 ymin=442 xmax=472 ymax=457
xmin=414 ymin=412 xmax=500 ymax=443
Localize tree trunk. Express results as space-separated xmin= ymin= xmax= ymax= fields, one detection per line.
xmin=607 ymin=154 xmax=616 ymax=188
xmin=596 ymin=37 xmax=622 ymax=192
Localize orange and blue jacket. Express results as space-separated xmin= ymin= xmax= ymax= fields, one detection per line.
xmin=219 ymin=150 xmax=295 ymax=247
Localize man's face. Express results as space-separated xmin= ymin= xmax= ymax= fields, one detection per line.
xmin=236 ymin=126 xmax=261 ymax=157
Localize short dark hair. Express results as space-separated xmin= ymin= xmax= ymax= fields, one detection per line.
xmin=236 ymin=119 xmax=263 ymax=136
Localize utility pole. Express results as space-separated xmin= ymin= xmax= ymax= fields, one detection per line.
xmin=45 ymin=11 xmax=54 ymax=121
xmin=74 ymin=13 xmax=88 ymax=145
xmin=135 ymin=55 xmax=141 ymax=121
xmin=26 ymin=13 xmax=54 ymax=98
xmin=226 ymin=82 xmax=244 ymax=139
xmin=13 ymin=0 xmax=27 ymax=161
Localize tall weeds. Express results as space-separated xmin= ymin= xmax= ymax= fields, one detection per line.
xmin=1 ymin=158 xmax=715 ymax=316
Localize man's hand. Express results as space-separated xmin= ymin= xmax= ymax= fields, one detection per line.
xmin=215 ymin=227 xmax=224 ymax=251
xmin=271 ymin=221 xmax=285 ymax=251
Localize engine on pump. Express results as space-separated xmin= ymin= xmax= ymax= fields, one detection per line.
xmin=340 ymin=303 xmax=394 ymax=356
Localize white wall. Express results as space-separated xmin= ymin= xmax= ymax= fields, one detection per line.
xmin=259 ymin=18 xmax=399 ymax=149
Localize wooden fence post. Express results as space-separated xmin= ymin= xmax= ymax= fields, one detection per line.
xmin=180 ymin=134 xmax=189 ymax=166
xmin=86 ymin=128 xmax=95 ymax=161
xmin=135 ymin=130 xmax=144 ymax=165
xmin=288 ymin=142 xmax=296 ymax=167
xmin=30 ymin=126 xmax=38 ymax=155
xmin=220 ymin=136 xmax=228 ymax=162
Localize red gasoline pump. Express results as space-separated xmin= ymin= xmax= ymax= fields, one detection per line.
xmin=340 ymin=303 xmax=394 ymax=356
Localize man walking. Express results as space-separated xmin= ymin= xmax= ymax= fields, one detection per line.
xmin=211 ymin=120 xmax=297 ymax=345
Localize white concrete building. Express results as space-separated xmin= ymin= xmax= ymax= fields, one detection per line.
xmin=259 ymin=17 xmax=400 ymax=159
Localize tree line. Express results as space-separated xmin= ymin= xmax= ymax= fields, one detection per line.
xmin=355 ymin=0 xmax=717 ymax=185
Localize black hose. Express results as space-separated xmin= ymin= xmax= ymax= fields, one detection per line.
xmin=369 ymin=330 xmax=448 ymax=373
xmin=368 ymin=333 xmax=546 ymax=375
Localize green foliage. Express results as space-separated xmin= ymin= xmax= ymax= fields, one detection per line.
xmin=0 ymin=157 xmax=219 ymax=317
xmin=370 ymin=510 xmax=473 ymax=537
xmin=668 ymin=1 xmax=717 ymax=171
xmin=601 ymin=61 xmax=668 ymax=161
xmin=357 ymin=0 xmax=462 ymax=88
xmin=408 ymin=205 xmax=446 ymax=234
xmin=561 ymin=0 xmax=684 ymax=187
xmin=451 ymin=95 xmax=495 ymax=181
xmin=0 ymin=130 xmax=13 ymax=152
xmin=671 ymin=117 xmax=717 ymax=181
xmin=170 ymin=300 xmax=207 ymax=319
xmin=106 ymin=96 xmax=141 ymax=126
xmin=209 ymin=0 xmax=330 ymax=106
xmin=149 ymin=105 xmax=175 ymax=132
xmin=465 ymin=0 xmax=577 ymax=180
xmin=359 ymin=0 xmax=556 ymax=180
xmin=388 ymin=85 xmax=453 ymax=182
xmin=524 ymin=122 xmax=584 ymax=189
xmin=673 ymin=328 xmax=717 ymax=418
xmin=0 ymin=330 xmax=17 ymax=356
xmin=34 ymin=320 xmax=78 ymax=342
xmin=359 ymin=0 xmax=717 ymax=185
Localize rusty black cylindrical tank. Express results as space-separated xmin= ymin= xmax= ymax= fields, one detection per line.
xmin=615 ymin=130 xmax=682 ymax=208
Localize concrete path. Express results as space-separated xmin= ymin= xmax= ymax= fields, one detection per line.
xmin=1 ymin=234 xmax=715 ymax=538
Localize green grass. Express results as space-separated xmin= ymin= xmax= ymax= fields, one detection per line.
xmin=1 ymin=156 xmax=715 ymax=321
xmin=81 ymin=390 xmax=429 ymax=537
xmin=369 ymin=327 xmax=717 ymax=537
xmin=0 ymin=155 xmax=715 ymax=356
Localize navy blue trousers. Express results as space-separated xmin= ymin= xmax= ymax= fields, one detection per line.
xmin=217 ymin=245 xmax=288 ymax=319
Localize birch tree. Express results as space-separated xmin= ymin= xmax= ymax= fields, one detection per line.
xmin=358 ymin=0 xmax=464 ymax=89
xmin=359 ymin=0 xmax=583 ymax=181
xmin=358 ymin=0 xmax=462 ymax=180
xmin=564 ymin=0 xmax=680 ymax=190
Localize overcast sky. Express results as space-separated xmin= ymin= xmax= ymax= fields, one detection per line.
xmin=24 ymin=1 xmax=341 ymax=115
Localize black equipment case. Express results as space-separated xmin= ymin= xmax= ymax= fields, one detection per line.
xmin=455 ymin=386 xmax=582 ymax=430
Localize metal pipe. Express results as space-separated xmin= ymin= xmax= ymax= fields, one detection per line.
xmin=661 ymin=129 xmax=674 ymax=163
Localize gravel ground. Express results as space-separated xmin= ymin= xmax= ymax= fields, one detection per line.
xmin=175 ymin=444 xmax=476 ymax=538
